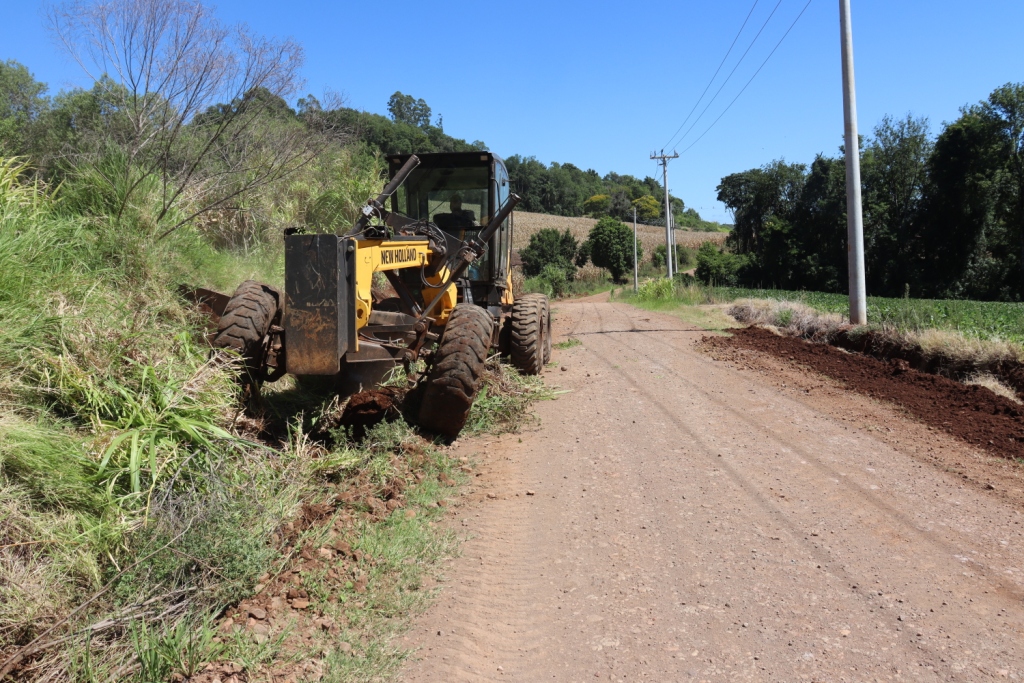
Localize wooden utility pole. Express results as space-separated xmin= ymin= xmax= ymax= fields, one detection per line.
xmin=840 ymin=0 xmax=867 ymax=324
xmin=651 ymin=150 xmax=679 ymax=278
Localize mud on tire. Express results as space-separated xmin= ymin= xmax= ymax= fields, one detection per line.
xmin=212 ymin=280 xmax=281 ymax=388
xmin=418 ymin=304 xmax=494 ymax=437
xmin=510 ymin=293 xmax=550 ymax=375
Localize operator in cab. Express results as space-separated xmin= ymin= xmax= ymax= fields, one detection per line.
xmin=435 ymin=194 xmax=477 ymax=230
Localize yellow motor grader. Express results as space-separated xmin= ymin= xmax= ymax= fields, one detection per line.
xmin=210 ymin=152 xmax=551 ymax=436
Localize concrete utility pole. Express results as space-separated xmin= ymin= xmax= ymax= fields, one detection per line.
xmin=633 ymin=207 xmax=639 ymax=293
xmin=650 ymin=150 xmax=679 ymax=279
xmin=840 ymin=0 xmax=867 ymax=325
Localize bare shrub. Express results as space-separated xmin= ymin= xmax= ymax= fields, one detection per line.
xmin=48 ymin=0 xmax=331 ymax=237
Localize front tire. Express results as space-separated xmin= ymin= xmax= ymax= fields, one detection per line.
xmin=212 ymin=280 xmax=281 ymax=389
xmin=417 ymin=305 xmax=494 ymax=437
xmin=510 ymin=294 xmax=549 ymax=375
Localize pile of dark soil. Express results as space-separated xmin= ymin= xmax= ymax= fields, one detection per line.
xmin=828 ymin=327 xmax=1024 ymax=399
xmin=708 ymin=327 xmax=1024 ymax=461
xmin=337 ymin=386 xmax=405 ymax=440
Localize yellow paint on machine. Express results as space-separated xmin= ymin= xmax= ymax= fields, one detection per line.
xmin=353 ymin=239 xmax=457 ymax=337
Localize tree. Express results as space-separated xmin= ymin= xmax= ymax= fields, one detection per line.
xmin=48 ymin=0 xmax=316 ymax=237
xmin=632 ymin=195 xmax=661 ymax=222
xmin=520 ymin=227 xmax=579 ymax=278
xmin=583 ymin=194 xmax=611 ymax=216
xmin=0 ymin=60 xmax=48 ymax=155
xmin=581 ymin=216 xmax=639 ymax=282
xmin=717 ymin=160 xmax=805 ymax=257
xmin=387 ymin=91 xmax=432 ymax=127
xmin=861 ymin=114 xmax=932 ymax=295
xmin=695 ymin=242 xmax=750 ymax=286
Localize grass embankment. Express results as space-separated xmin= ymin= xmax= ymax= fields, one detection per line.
xmin=0 ymin=159 xmax=548 ymax=681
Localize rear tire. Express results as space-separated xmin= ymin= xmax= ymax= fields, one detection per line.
xmin=212 ymin=280 xmax=281 ymax=388
xmin=510 ymin=294 xmax=549 ymax=375
xmin=418 ymin=304 xmax=493 ymax=437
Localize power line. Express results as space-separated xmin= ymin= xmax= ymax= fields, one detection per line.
xmin=680 ymin=0 xmax=815 ymax=156
xmin=662 ymin=0 xmax=762 ymax=150
xmin=667 ymin=0 xmax=785 ymax=150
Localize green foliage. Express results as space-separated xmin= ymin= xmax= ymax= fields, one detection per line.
xmin=0 ymin=60 xmax=48 ymax=154
xmin=506 ymin=155 xmax=681 ymax=221
xmin=520 ymin=227 xmax=579 ymax=277
xmin=717 ymin=81 xmax=1024 ymax=301
xmin=583 ymin=193 xmax=611 ymax=216
xmin=581 ymin=217 xmax=640 ymax=282
xmin=636 ymin=278 xmax=675 ymax=301
xmin=387 ymin=91 xmax=433 ymax=127
xmin=695 ymin=242 xmax=750 ymax=287
xmin=632 ymin=194 xmax=661 ymax=222
xmin=328 ymin=107 xmax=484 ymax=157
xmin=652 ymin=244 xmax=696 ymax=271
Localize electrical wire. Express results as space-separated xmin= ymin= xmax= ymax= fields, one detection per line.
xmin=668 ymin=0 xmax=786 ymax=151
xmin=662 ymin=0 xmax=762 ymax=151
xmin=680 ymin=0 xmax=816 ymax=156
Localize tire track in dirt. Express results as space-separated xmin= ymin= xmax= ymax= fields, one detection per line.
xmin=584 ymin=303 xmax=1024 ymax=676
xmin=400 ymin=301 xmax=1024 ymax=681
xmin=595 ymin=303 xmax=1024 ymax=601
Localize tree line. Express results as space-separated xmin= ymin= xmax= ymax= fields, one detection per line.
xmin=312 ymin=90 xmax=721 ymax=228
xmin=704 ymin=83 xmax=1024 ymax=302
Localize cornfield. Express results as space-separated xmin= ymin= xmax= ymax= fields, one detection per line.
xmin=513 ymin=211 xmax=728 ymax=255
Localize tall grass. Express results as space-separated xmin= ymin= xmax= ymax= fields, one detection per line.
xmin=0 ymin=158 xmax=299 ymax=676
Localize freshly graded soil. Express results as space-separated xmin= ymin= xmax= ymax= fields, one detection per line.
xmin=707 ymin=326 xmax=1024 ymax=461
xmin=337 ymin=386 xmax=405 ymax=440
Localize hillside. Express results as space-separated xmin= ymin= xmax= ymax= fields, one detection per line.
xmin=513 ymin=211 xmax=729 ymax=256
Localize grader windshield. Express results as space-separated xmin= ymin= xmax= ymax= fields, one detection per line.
xmin=394 ymin=164 xmax=492 ymax=280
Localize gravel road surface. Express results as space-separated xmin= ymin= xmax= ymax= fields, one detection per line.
xmin=399 ymin=300 xmax=1024 ymax=682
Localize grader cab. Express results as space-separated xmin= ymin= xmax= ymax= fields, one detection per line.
xmin=210 ymin=152 xmax=551 ymax=436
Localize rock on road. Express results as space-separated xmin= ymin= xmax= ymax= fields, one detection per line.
xmin=399 ymin=300 xmax=1024 ymax=682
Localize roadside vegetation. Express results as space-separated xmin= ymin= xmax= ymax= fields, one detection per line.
xmin=702 ymin=82 xmax=1024 ymax=303
xmin=0 ymin=1 xmax=551 ymax=680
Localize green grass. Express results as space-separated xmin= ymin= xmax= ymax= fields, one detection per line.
xmin=0 ymin=158 xmax=292 ymax=677
xmin=554 ymin=338 xmax=582 ymax=350
xmin=618 ymin=280 xmax=1024 ymax=343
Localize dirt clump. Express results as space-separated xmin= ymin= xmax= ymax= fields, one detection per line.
xmin=705 ymin=326 xmax=1024 ymax=461
xmin=336 ymin=386 xmax=405 ymax=440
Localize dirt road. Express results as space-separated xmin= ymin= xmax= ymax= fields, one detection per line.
xmin=399 ymin=300 xmax=1024 ymax=681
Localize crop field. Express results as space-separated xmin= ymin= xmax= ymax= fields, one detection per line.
xmin=706 ymin=287 xmax=1024 ymax=344
xmin=513 ymin=211 xmax=728 ymax=255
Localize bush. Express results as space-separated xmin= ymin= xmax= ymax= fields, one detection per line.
xmin=695 ymin=242 xmax=750 ymax=286
xmin=581 ymin=216 xmax=640 ymax=283
xmin=637 ymin=278 xmax=675 ymax=301
xmin=632 ymin=195 xmax=661 ymax=222
xmin=583 ymin=194 xmax=611 ymax=217
xmin=520 ymin=227 xmax=578 ymax=278
xmin=652 ymin=244 xmax=696 ymax=270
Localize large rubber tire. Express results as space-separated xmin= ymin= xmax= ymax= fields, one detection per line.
xmin=510 ymin=294 xmax=549 ymax=375
xmin=418 ymin=304 xmax=494 ymax=438
xmin=212 ymin=280 xmax=281 ymax=387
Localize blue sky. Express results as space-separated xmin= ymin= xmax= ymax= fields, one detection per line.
xmin=3 ymin=0 xmax=1023 ymax=222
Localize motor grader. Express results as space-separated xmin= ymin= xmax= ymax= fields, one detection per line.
xmin=209 ymin=152 xmax=551 ymax=437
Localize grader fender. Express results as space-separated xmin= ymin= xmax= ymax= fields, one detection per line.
xmin=283 ymin=234 xmax=356 ymax=375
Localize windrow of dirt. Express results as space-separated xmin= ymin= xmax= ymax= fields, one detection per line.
xmin=830 ymin=326 xmax=1024 ymax=399
xmin=705 ymin=326 xmax=1024 ymax=461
